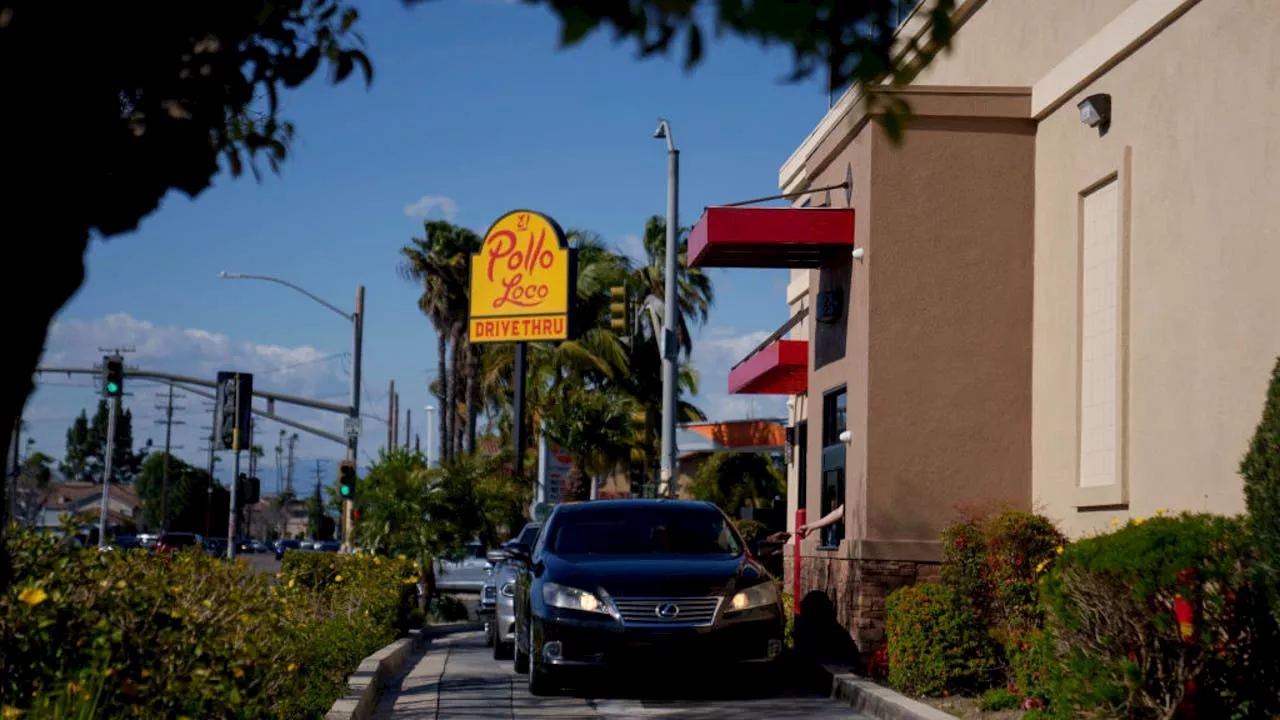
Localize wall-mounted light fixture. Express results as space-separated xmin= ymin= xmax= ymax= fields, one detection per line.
xmin=1077 ymin=93 xmax=1112 ymax=132
xmin=852 ymin=247 xmax=865 ymax=261
xmin=839 ymin=430 xmax=852 ymax=444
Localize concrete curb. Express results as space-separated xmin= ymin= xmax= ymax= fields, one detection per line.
xmin=324 ymin=621 xmax=481 ymax=720
xmin=816 ymin=663 xmax=958 ymax=720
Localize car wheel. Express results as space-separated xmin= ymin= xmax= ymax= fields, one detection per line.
xmin=484 ymin=620 xmax=495 ymax=648
xmin=525 ymin=623 xmax=558 ymax=696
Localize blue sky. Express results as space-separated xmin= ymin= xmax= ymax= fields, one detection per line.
xmin=24 ymin=0 xmax=831 ymax=492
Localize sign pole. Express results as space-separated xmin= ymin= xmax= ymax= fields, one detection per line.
xmin=512 ymin=342 xmax=527 ymax=484
xmin=227 ymin=373 xmax=241 ymax=560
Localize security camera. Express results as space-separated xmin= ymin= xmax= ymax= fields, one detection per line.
xmin=851 ymin=248 xmax=865 ymax=261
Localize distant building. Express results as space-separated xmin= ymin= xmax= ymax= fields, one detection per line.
xmin=33 ymin=482 xmax=141 ymax=533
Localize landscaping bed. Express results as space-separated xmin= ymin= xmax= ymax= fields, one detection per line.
xmin=1 ymin=525 xmax=422 ymax=719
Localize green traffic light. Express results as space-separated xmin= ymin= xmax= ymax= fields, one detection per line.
xmin=106 ymin=382 xmax=119 ymax=393
xmin=340 ymin=484 xmax=352 ymax=497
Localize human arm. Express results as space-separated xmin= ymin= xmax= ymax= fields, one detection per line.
xmin=796 ymin=504 xmax=845 ymax=539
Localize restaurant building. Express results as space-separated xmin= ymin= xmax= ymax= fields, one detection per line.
xmin=688 ymin=0 xmax=1280 ymax=650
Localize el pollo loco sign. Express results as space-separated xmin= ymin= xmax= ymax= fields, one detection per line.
xmin=469 ymin=210 xmax=577 ymax=344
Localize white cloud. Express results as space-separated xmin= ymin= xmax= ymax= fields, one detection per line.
xmin=25 ymin=313 xmax=374 ymax=491
xmin=403 ymin=195 xmax=459 ymax=221
xmin=687 ymin=326 xmax=787 ymax=422
xmin=616 ymin=234 xmax=646 ymax=262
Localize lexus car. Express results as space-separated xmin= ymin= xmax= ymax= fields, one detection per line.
xmin=506 ymin=500 xmax=783 ymax=695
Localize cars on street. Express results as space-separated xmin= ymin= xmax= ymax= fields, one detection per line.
xmin=437 ymin=540 xmax=491 ymax=592
xmin=275 ymin=539 xmax=301 ymax=560
xmin=486 ymin=522 xmax=542 ymax=655
xmin=156 ymin=532 xmax=204 ymax=553
xmin=505 ymin=499 xmax=783 ymax=696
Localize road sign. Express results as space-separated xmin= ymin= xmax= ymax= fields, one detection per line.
xmin=468 ymin=210 xmax=578 ymax=344
xmin=343 ymin=416 xmax=362 ymax=438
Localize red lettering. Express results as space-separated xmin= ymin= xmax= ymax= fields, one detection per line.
xmin=551 ymin=318 xmax=564 ymax=335
xmin=509 ymin=320 xmax=520 ymax=338
xmin=484 ymin=224 xmax=558 ymax=311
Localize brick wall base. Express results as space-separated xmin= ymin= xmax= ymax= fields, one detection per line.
xmin=784 ymin=552 xmax=939 ymax=662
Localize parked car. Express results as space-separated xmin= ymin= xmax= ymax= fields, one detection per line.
xmin=484 ymin=522 xmax=542 ymax=652
xmin=436 ymin=540 xmax=491 ymax=592
xmin=275 ymin=539 xmax=301 ymax=560
xmin=156 ymin=532 xmax=204 ymax=553
xmin=507 ymin=500 xmax=783 ymax=695
xmin=314 ymin=540 xmax=341 ymax=553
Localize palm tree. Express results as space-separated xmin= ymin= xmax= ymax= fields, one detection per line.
xmin=632 ymin=215 xmax=714 ymax=358
xmin=399 ymin=220 xmax=483 ymax=462
xmin=541 ymin=386 xmax=637 ymax=502
xmin=686 ymin=452 xmax=784 ymax=516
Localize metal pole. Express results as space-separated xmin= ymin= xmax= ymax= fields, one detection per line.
xmin=161 ymin=384 xmax=173 ymax=531
xmin=227 ymin=373 xmax=241 ymax=560
xmin=424 ymin=406 xmax=434 ymax=466
xmin=512 ymin=343 xmax=527 ymax=484
xmin=343 ymin=285 xmax=364 ymax=552
xmin=8 ymin=416 xmax=21 ymax=527
xmin=205 ymin=420 xmax=215 ymax=538
xmin=660 ymin=127 xmax=681 ymax=498
xmin=97 ymin=396 xmax=118 ymax=548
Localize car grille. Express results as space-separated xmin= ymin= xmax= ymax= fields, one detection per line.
xmin=482 ymin=586 xmax=496 ymax=601
xmin=612 ymin=596 xmax=722 ymax=626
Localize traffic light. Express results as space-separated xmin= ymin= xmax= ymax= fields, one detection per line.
xmin=103 ymin=355 xmax=124 ymax=397
xmin=608 ymin=286 xmax=628 ymax=333
xmin=237 ymin=474 xmax=261 ymax=505
xmin=337 ymin=460 xmax=357 ymax=500
xmin=214 ymin=372 xmax=254 ymax=451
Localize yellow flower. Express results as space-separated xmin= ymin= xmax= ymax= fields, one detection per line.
xmin=398 ymin=554 xmax=407 ymax=561
xmin=288 ymin=579 xmax=295 ymax=589
xmin=1055 ymin=546 xmax=1064 ymax=555
xmin=1155 ymin=507 xmax=1167 ymax=516
xmin=1034 ymin=559 xmax=1050 ymax=574
xmin=334 ymin=575 xmax=343 ymax=583
xmin=103 ymin=668 xmax=114 ymax=678
xmin=404 ymin=576 xmax=419 ymax=585
xmin=67 ymin=681 xmax=82 ymax=694
xmin=1132 ymin=517 xmax=1145 ymax=526
xmin=232 ymin=668 xmax=245 ymax=679
xmin=1109 ymin=518 xmax=1120 ymax=526
xmin=18 ymin=587 xmax=47 ymax=606
xmin=275 ymin=572 xmax=283 ymax=578
xmin=286 ymin=663 xmax=298 ymax=673
xmin=141 ymin=670 xmax=152 ymax=679
xmin=2 ymin=705 xmax=22 ymax=719
xmin=373 ymin=557 xmax=382 ymax=565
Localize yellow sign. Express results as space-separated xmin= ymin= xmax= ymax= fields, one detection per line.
xmin=469 ymin=210 xmax=576 ymax=344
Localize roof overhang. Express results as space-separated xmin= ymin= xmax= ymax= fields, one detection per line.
xmin=728 ymin=339 xmax=808 ymax=395
xmin=688 ymin=207 xmax=855 ymax=269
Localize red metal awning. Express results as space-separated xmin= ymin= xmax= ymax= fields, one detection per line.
xmin=688 ymin=207 xmax=855 ymax=268
xmin=728 ymin=339 xmax=808 ymax=395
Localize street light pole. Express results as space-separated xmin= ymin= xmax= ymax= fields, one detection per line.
xmin=654 ymin=118 xmax=680 ymax=498
xmin=217 ymin=272 xmax=364 ymax=550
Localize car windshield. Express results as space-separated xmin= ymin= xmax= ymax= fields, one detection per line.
xmin=516 ymin=524 xmax=541 ymax=546
xmin=546 ymin=506 xmax=742 ymax=556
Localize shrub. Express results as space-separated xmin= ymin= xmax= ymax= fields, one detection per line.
xmin=941 ymin=511 xmax=1065 ymax=633
xmin=940 ymin=518 xmax=988 ymax=618
xmin=983 ymin=512 xmax=1066 ymax=632
xmin=978 ymin=687 xmax=1021 ymax=711
xmin=1041 ymin=513 xmax=1280 ymax=719
xmin=1243 ymin=356 xmax=1280 ymax=617
xmin=734 ymin=518 xmax=769 ymax=546
xmin=885 ymin=582 xmax=1001 ymax=697
xmin=1 ymin=528 xmax=423 ymax=720
xmin=428 ymin=593 xmax=470 ymax=623
xmin=1004 ymin=628 xmax=1058 ymax=706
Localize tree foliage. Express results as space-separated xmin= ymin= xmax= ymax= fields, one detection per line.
xmin=133 ymin=452 xmax=230 ymax=534
xmin=686 ymin=451 xmax=783 ymax=516
xmin=1244 ymin=357 xmax=1280 ymax=616
xmin=59 ymin=401 xmax=146 ymax=484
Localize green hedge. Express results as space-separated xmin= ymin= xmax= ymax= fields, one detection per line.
xmin=1041 ymin=513 xmax=1280 ymax=719
xmin=885 ymin=581 xmax=1001 ymax=697
xmin=1 ymin=528 xmax=421 ymax=719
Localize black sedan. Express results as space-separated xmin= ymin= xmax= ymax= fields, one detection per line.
xmin=505 ymin=499 xmax=784 ymax=695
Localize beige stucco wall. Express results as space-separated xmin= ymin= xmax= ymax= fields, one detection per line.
xmin=1032 ymin=0 xmax=1280 ymax=536
xmin=913 ymin=0 xmax=1137 ymax=87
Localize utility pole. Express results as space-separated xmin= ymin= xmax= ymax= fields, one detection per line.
xmin=424 ymin=405 xmax=435 ymax=467
xmin=155 ymin=384 xmax=186 ymax=531
xmin=405 ymin=408 xmax=411 ymax=449
xmin=226 ymin=373 xmax=244 ymax=559
xmin=654 ymin=118 xmax=681 ymax=498
xmin=386 ymin=380 xmax=395 ymax=453
xmin=286 ymin=434 xmax=298 ymax=496
xmin=200 ymin=402 xmax=217 ymax=538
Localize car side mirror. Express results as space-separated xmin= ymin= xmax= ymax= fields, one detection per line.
xmin=485 ymin=549 xmax=508 ymax=563
xmin=504 ymin=543 xmax=532 ymax=565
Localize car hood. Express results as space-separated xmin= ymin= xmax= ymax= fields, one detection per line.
xmin=544 ymin=554 xmax=762 ymax=597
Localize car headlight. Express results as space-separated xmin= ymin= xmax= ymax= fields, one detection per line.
xmin=500 ymin=582 xmax=515 ymax=598
xmin=542 ymin=582 xmax=612 ymax=615
xmin=730 ymin=581 xmax=779 ymax=611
